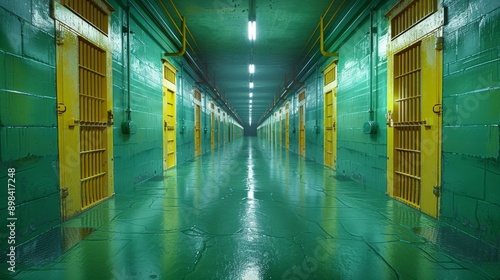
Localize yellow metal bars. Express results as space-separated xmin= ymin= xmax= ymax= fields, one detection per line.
xmin=78 ymin=38 xmax=108 ymax=209
xmin=61 ymin=0 xmax=113 ymax=34
xmin=194 ymin=90 xmax=201 ymax=156
xmin=393 ymin=43 xmax=422 ymax=207
xmin=391 ymin=0 xmax=437 ymax=39
xmin=165 ymin=89 xmax=176 ymax=168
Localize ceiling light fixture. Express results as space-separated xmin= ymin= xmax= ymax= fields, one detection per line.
xmin=249 ymin=64 xmax=255 ymax=74
xmin=248 ymin=21 xmax=256 ymax=41
xmin=249 ymin=92 xmax=253 ymax=98
xmin=249 ymin=100 xmax=252 ymax=104
xmin=249 ymin=82 xmax=254 ymax=89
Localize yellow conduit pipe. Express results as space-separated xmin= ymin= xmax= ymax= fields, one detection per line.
xmin=165 ymin=16 xmax=186 ymax=57
xmin=320 ymin=15 xmax=339 ymax=57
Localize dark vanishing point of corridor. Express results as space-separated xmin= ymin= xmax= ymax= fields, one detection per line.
xmin=3 ymin=138 xmax=499 ymax=279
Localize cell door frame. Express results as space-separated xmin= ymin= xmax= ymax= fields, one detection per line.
xmin=210 ymin=102 xmax=215 ymax=150
xmin=162 ymin=59 xmax=178 ymax=169
xmin=278 ymin=108 xmax=283 ymax=146
xmin=298 ymin=91 xmax=306 ymax=156
xmin=285 ymin=102 xmax=290 ymax=150
xmin=222 ymin=112 xmax=227 ymax=144
xmin=217 ymin=108 xmax=221 ymax=148
xmin=386 ymin=0 xmax=444 ymax=218
xmin=323 ymin=59 xmax=338 ymax=169
xmin=54 ymin=0 xmax=114 ymax=220
xmin=194 ymin=89 xmax=202 ymax=157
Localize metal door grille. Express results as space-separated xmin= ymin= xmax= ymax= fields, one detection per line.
xmin=391 ymin=0 xmax=437 ymax=39
xmin=166 ymin=89 xmax=176 ymax=168
xmin=61 ymin=0 xmax=111 ymax=34
xmin=324 ymin=90 xmax=334 ymax=167
xmin=211 ymin=112 xmax=215 ymax=149
xmin=78 ymin=38 xmax=107 ymax=209
xmin=299 ymin=106 xmax=305 ymax=156
xmin=393 ymin=43 xmax=422 ymax=207
xmin=324 ymin=68 xmax=336 ymax=85
xmin=285 ymin=103 xmax=290 ymax=149
xmin=195 ymin=104 xmax=201 ymax=156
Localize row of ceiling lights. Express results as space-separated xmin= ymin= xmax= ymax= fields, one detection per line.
xmin=248 ymin=19 xmax=256 ymax=125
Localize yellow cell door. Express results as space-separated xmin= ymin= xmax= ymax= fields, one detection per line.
xmin=194 ymin=90 xmax=201 ymax=156
xmin=163 ymin=60 xmax=177 ymax=169
xmin=299 ymin=92 xmax=306 ymax=156
xmin=279 ymin=109 xmax=283 ymax=147
xmin=389 ymin=37 xmax=442 ymax=218
xmin=387 ymin=0 xmax=443 ymax=218
xmin=285 ymin=103 xmax=290 ymax=150
xmin=55 ymin=0 xmax=114 ymax=221
xmin=211 ymin=108 xmax=215 ymax=150
xmin=324 ymin=61 xmax=338 ymax=169
xmin=216 ymin=109 xmax=220 ymax=148
xmin=324 ymin=90 xmax=336 ymax=168
xmin=194 ymin=104 xmax=201 ymax=156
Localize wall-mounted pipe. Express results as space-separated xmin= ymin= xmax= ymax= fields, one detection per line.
xmin=126 ymin=4 xmax=132 ymax=119
xmin=363 ymin=8 xmax=378 ymax=134
xmin=369 ymin=9 xmax=375 ymax=121
xmin=121 ymin=2 xmax=137 ymax=135
xmin=165 ymin=16 xmax=186 ymax=56
xmin=320 ymin=16 xmax=339 ymax=57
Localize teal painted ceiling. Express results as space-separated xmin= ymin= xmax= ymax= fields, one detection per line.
xmin=167 ymin=0 xmax=332 ymax=126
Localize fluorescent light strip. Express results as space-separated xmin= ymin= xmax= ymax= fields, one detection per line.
xmin=248 ymin=21 xmax=256 ymax=41
xmin=249 ymin=64 xmax=255 ymax=74
xmin=249 ymin=82 xmax=254 ymax=89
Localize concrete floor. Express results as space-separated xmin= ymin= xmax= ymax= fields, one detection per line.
xmin=3 ymin=138 xmax=500 ymax=279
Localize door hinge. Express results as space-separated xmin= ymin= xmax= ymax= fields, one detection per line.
xmin=107 ymin=110 xmax=114 ymax=125
xmin=61 ymin=187 xmax=69 ymax=199
xmin=435 ymin=36 xmax=444 ymax=50
xmin=56 ymin=30 xmax=64 ymax=45
xmin=57 ymin=103 xmax=67 ymax=114
xmin=433 ymin=104 xmax=442 ymax=115
xmin=433 ymin=186 xmax=441 ymax=197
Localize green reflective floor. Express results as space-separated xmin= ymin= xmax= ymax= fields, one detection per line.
xmin=3 ymin=138 xmax=500 ymax=279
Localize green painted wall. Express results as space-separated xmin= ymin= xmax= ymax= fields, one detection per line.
xmin=441 ymin=0 xmax=500 ymax=245
xmin=335 ymin=3 xmax=392 ymax=192
xmin=110 ymin=1 xmax=241 ymax=193
xmin=110 ymin=1 xmax=164 ymax=192
xmin=0 ymin=1 xmax=60 ymax=250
